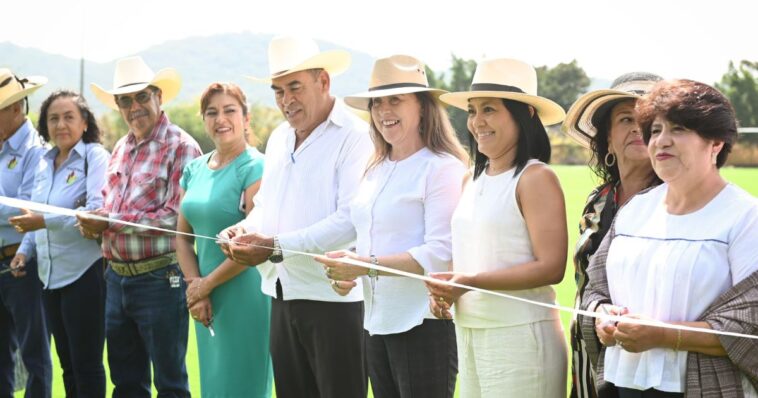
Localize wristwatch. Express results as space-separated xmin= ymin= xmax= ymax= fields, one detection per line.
xmin=367 ymin=255 xmax=379 ymax=278
xmin=268 ymin=236 xmax=284 ymax=263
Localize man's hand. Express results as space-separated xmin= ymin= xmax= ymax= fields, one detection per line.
xmin=8 ymin=209 xmax=45 ymax=233
xmin=228 ymin=232 xmax=274 ymax=266
xmin=76 ymin=209 xmax=109 ymax=239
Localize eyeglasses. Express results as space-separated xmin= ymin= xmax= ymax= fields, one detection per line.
xmin=115 ymin=90 xmax=154 ymax=109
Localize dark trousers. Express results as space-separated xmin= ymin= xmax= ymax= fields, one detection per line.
xmin=367 ymin=319 xmax=458 ymax=398
xmin=270 ymin=288 xmax=366 ymax=398
xmin=105 ymin=263 xmax=189 ymax=398
xmin=0 ymin=258 xmax=52 ymax=398
xmin=43 ymin=259 xmax=105 ymax=398
xmin=618 ymin=387 xmax=684 ymax=397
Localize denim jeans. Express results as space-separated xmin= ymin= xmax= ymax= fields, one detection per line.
xmin=0 ymin=258 xmax=52 ymax=398
xmin=105 ymin=262 xmax=189 ymax=398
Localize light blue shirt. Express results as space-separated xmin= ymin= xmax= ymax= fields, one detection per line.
xmin=0 ymin=119 xmax=46 ymax=248
xmin=19 ymin=140 xmax=109 ymax=289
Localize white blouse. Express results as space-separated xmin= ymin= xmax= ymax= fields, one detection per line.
xmin=604 ymin=183 xmax=758 ymax=393
xmin=351 ymin=148 xmax=466 ymax=335
xmin=452 ymin=160 xmax=560 ymax=328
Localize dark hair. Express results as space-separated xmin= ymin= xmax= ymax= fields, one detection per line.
xmin=38 ymin=90 xmax=101 ymax=144
xmin=366 ymin=91 xmax=468 ymax=171
xmin=200 ymin=82 xmax=249 ymax=117
xmin=471 ymin=98 xmax=551 ymax=179
xmin=636 ymin=79 xmax=737 ymax=168
xmin=588 ymin=99 xmax=633 ymax=185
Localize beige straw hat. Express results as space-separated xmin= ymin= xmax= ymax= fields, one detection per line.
xmin=439 ymin=58 xmax=565 ymax=126
xmin=562 ymin=72 xmax=663 ymax=148
xmin=0 ymin=68 xmax=47 ymax=110
xmin=344 ymin=54 xmax=446 ymax=110
xmin=90 ymin=56 xmax=181 ymax=110
xmin=245 ymin=35 xmax=351 ymax=82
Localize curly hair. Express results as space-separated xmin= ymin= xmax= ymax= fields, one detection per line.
xmin=636 ymin=79 xmax=737 ymax=168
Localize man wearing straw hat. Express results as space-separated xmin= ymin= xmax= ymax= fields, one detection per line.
xmin=220 ymin=35 xmax=372 ymax=397
xmin=0 ymin=68 xmax=52 ymax=398
xmin=77 ymin=56 xmax=201 ymax=398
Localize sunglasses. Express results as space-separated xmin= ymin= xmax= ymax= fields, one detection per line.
xmin=115 ymin=90 xmax=154 ymax=109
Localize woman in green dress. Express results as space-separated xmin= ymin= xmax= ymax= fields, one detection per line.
xmin=176 ymin=82 xmax=272 ymax=397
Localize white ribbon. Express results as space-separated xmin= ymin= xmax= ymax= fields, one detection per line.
xmin=2 ymin=195 xmax=757 ymax=341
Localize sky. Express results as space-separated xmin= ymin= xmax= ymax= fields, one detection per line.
xmin=2 ymin=0 xmax=757 ymax=84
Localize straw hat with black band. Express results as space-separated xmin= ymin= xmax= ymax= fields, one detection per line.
xmin=562 ymin=72 xmax=663 ymax=148
xmin=90 ymin=56 xmax=181 ymax=111
xmin=439 ymin=58 xmax=565 ymax=126
xmin=246 ymin=35 xmax=351 ymax=83
xmin=344 ymin=54 xmax=446 ymax=110
xmin=0 ymin=68 xmax=47 ymax=111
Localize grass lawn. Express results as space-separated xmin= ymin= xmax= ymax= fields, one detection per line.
xmin=16 ymin=166 xmax=758 ymax=397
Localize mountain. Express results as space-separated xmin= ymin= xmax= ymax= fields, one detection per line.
xmin=1 ymin=32 xmax=375 ymax=116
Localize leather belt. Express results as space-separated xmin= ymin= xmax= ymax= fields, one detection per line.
xmin=109 ymin=253 xmax=177 ymax=277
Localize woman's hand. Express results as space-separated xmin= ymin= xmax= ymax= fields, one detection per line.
xmin=428 ymin=293 xmax=452 ymax=320
xmin=329 ymin=279 xmax=357 ymax=296
xmin=315 ymin=250 xmax=367 ymax=281
xmin=594 ymin=304 xmax=629 ymax=347
xmin=189 ymin=298 xmax=213 ymax=327
xmin=9 ymin=253 xmax=27 ymax=278
xmin=8 ymin=209 xmax=45 ymax=233
xmin=424 ymin=272 xmax=473 ymax=304
xmin=613 ymin=314 xmax=667 ymax=353
xmin=185 ymin=276 xmax=212 ymax=308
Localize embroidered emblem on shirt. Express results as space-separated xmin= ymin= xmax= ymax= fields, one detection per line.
xmin=7 ymin=157 xmax=18 ymax=170
xmin=66 ymin=170 xmax=77 ymax=184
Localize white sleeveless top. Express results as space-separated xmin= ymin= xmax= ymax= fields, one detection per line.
xmin=452 ymin=160 xmax=559 ymax=328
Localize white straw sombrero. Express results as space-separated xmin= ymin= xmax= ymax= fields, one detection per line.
xmin=562 ymin=72 xmax=663 ymax=148
xmin=439 ymin=58 xmax=565 ymax=126
xmin=90 ymin=56 xmax=181 ymax=110
xmin=245 ymin=35 xmax=351 ymax=83
xmin=344 ymin=54 xmax=446 ymax=110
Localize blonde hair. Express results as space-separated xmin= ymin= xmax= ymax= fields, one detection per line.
xmin=366 ymin=91 xmax=469 ymax=171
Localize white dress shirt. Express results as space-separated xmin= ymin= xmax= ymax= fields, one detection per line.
xmin=243 ymin=99 xmax=373 ymax=302
xmin=351 ymin=148 xmax=466 ymax=335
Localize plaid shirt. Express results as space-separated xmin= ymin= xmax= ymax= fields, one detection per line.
xmin=102 ymin=112 xmax=201 ymax=261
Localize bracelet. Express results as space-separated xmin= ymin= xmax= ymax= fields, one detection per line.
xmin=674 ymin=329 xmax=682 ymax=351
xmin=367 ymin=255 xmax=379 ymax=278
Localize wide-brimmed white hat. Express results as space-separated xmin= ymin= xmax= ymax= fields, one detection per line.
xmin=0 ymin=68 xmax=47 ymax=110
xmin=562 ymin=72 xmax=663 ymax=148
xmin=90 ymin=56 xmax=181 ymax=110
xmin=439 ymin=58 xmax=565 ymax=126
xmin=344 ymin=54 xmax=446 ymax=110
xmin=245 ymin=35 xmax=351 ymax=82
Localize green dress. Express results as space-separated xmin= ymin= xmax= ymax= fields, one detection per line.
xmin=180 ymin=148 xmax=272 ymax=398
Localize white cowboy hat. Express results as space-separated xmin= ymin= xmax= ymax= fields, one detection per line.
xmin=245 ymin=35 xmax=351 ymax=82
xmin=0 ymin=68 xmax=47 ymax=110
xmin=439 ymin=58 xmax=566 ymax=126
xmin=562 ymin=72 xmax=663 ymax=148
xmin=90 ymin=56 xmax=181 ymax=110
xmin=344 ymin=54 xmax=447 ymax=110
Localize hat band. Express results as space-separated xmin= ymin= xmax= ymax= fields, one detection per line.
xmin=369 ymin=82 xmax=428 ymax=92
xmin=470 ymin=83 xmax=525 ymax=93
xmin=117 ymin=81 xmax=150 ymax=89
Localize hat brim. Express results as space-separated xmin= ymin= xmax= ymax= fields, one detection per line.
xmin=440 ymin=91 xmax=566 ymax=126
xmin=0 ymin=76 xmax=47 ymax=110
xmin=562 ymin=89 xmax=643 ymax=148
xmin=344 ymin=87 xmax=448 ymax=111
xmin=245 ymin=50 xmax=351 ymax=83
xmin=91 ymin=68 xmax=182 ymax=111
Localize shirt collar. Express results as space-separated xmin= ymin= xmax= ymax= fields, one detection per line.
xmin=327 ymin=98 xmax=350 ymax=128
xmin=5 ymin=119 xmax=34 ymax=151
xmin=44 ymin=139 xmax=86 ymax=161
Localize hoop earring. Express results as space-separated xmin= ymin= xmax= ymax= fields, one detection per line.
xmin=604 ymin=152 xmax=616 ymax=167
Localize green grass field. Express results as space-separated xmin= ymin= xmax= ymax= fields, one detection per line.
xmin=16 ymin=166 xmax=758 ymax=397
